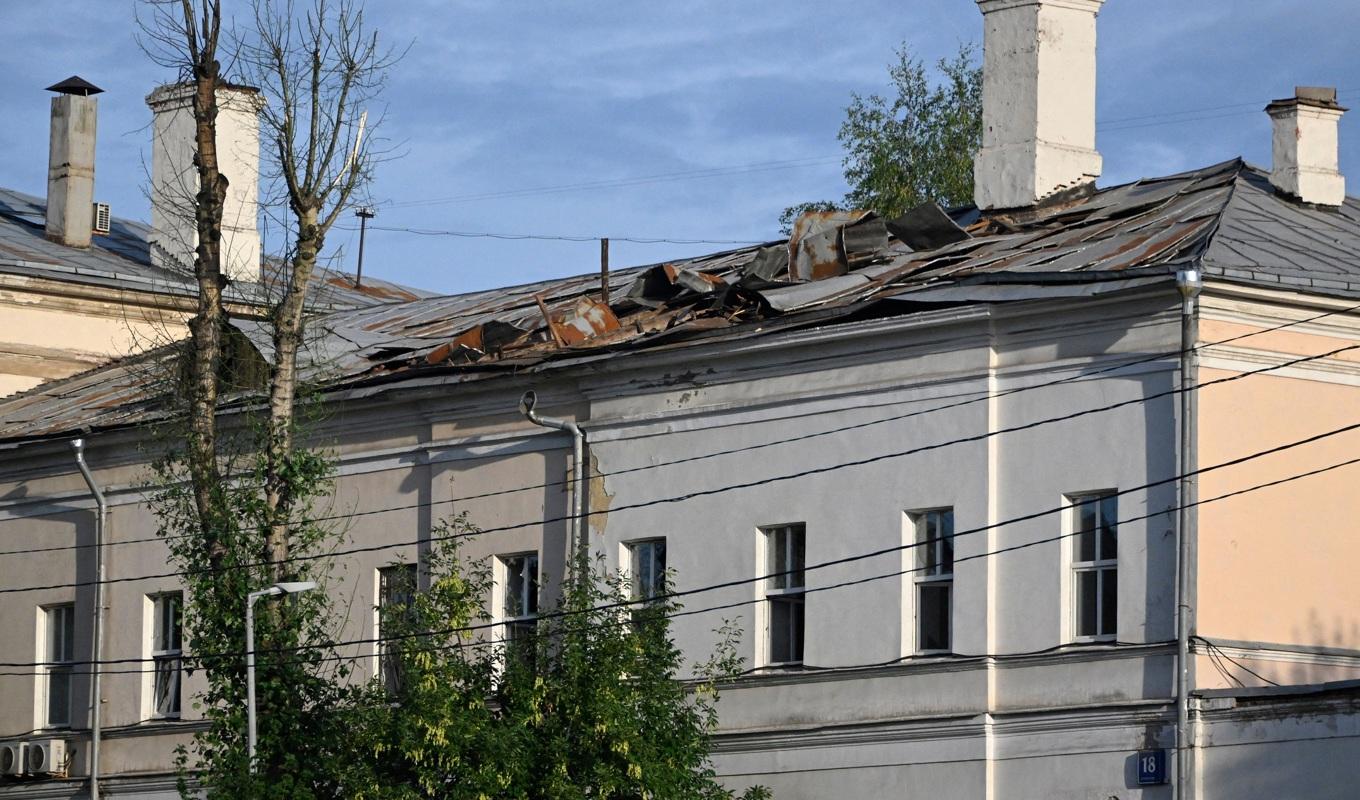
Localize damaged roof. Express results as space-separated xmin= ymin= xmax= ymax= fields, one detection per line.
xmin=4 ymin=159 xmax=1360 ymax=444
xmin=0 ymin=186 xmax=432 ymax=309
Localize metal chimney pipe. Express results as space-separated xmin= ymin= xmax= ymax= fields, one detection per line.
xmin=45 ymin=77 xmax=102 ymax=248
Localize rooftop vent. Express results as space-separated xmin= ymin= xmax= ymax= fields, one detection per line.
xmin=44 ymin=76 xmax=101 ymax=248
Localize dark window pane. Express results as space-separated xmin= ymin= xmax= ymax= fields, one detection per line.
xmin=789 ymin=527 xmax=805 ymax=588
xmin=769 ymin=596 xmax=804 ymax=664
xmin=769 ymin=528 xmax=788 ymax=589
xmin=631 ymin=539 xmax=667 ymax=600
xmin=1099 ymin=496 xmax=1118 ymax=562
xmin=154 ymin=656 xmax=181 ymax=715
xmin=1077 ymin=571 xmax=1098 ymax=638
xmin=1101 ymin=568 xmax=1118 ymax=637
xmin=940 ymin=511 xmax=955 ymax=574
xmin=918 ymin=583 xmax=952 ymax=652
xmin=525 ymin=555 xmax=539 ymax=614
xmin=1076 ymin=498 xmax=1097 ymax=563
xmin=504 ymin=556 xmax=538 ymax=618
xmin=921 ymin=516 xmax=939 ymax=575
xmin=48 ymin=667 xmax=70 ymax=726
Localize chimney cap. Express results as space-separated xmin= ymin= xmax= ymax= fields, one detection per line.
xmin=45 ymin=76 xmax=104 ymax=96
xmin=1268 ymin=86 xmax=1346 ymax=114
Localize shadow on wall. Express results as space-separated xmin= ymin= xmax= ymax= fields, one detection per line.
xmin=1288 ymin=610 xmax=1360 ymax=686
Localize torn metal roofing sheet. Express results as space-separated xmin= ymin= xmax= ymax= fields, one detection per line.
xmin=0 ymin=186 xmax=432 ymax=310
xmin=7 ymin=159 xmax=1360 ymax=444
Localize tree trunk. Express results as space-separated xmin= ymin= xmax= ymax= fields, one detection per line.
xmin=263 ymin=205 xmax=322 ymax=580
xmin=186 ymin=67 xmax=230 ymax=560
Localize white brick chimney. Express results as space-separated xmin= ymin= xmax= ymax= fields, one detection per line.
xmin=1267 ymin=87 xmax=1347 ymax=208
xmin=45 ymin=76 xmax=102 ymax=248
xmin=973 ymin=0 xmax=1105 ymax=210
xmin=146 ymin=84 xmax=264 ymax=282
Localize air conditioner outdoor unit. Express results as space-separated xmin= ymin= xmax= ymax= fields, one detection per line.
xmin=92 ymin=202 xmax=111 ymax=235
xmin=26 ymin=739 xmax=66 ymax=776
xmin=0 ymin=741 xmax=25 ymax=776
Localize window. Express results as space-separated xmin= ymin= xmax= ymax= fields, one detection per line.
xmin=1072 ymin=493 xmax=1118 ymax=641
xmin=500 ymin=553 xmax=540 ymax=652
xmin=44 ymin=604 xmax=75 ymax=727
xmin=627 ymin=539 xmax=667 ymax=602
xmin=914 ymin=509 xmax=954 ymax=653
xmin=150 ymin=594 xmax=183 ymax=718
xmin=377 ymin=564 xmax=417 ymax=695
xmin=764 ymin=524 xmax=805 ymax=665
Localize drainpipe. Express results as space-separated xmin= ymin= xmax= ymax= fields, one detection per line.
xmin=71 ymin=439 xmax=105 ymax=800
xmin=519 ymin=391 xmax=588 ymax=574
xmin=1174 ymin=269 xmax=1202 ymax=800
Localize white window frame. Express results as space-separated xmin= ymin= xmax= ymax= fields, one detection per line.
xmin=497 ymin=553 xmax=540 ymax=650
xmin=761 ymin=523 xmax=805 ymax=667
xmin=1069 ymin=491 xmax=1118 ymax=643
xmin=375 ymin=564 xmax=417 ymax=694
xmin=912 ymin=508 xmax=954 ymax=654
xmin=42 ymin=603 xmax=75 ymax=729
xmin=148 ymin=593 xmax=183 ymax=719
xmin=625 ymin=538 xmax=667 ymax=602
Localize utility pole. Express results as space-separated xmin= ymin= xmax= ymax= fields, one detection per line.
xmin=354 ymin=206 xmax=376 ymax=288
xmin=600 ymin=237 xmax=610 ymax=305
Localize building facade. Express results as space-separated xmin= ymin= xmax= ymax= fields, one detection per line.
xmin=3 ymin=1 xmax=1360 ymax=797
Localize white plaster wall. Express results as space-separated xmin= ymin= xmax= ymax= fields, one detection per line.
xmin=0 ymin=287 xmax=1354 ymax=798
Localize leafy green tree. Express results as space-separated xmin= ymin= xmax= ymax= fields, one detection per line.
xmin=782 ymin=43 xmax=982 ymax=232
xmin=152 ymin=440 xmax=375 ymax=799
xmin=352 ymin=523 xmax=770 ymax=800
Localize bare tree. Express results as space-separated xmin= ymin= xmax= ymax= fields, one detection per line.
xmin=245 ymin=0 xmax=396 ymax=580
xmin=138 ymin=0 xmax=233 ymax=561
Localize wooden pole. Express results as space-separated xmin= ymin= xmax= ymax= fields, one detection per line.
xmin=600 ymin=237 xmax=610 ymax=305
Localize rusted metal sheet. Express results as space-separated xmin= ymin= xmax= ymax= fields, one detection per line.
xmin=787 ymin=210 xmax=865 ymax=282
xmin=535 ymin=295 xmax=622 ymax=347
xmin=10 ymin=159 xmax=1358 ymax=444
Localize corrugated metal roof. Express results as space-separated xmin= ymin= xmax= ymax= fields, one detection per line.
xmin=0 ymin=186 xmax=432 ymax=309
xmin=6 ymin=159 xmax=1360 ymax=444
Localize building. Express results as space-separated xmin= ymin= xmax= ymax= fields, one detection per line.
xmin=0 ymin=77 xmax=426 ymax=398
xmin=2 ymin=1 xmax=1360 ymax=798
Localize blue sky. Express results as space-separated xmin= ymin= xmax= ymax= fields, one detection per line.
xmin=1 ymin=0 xmax=1358 ymax=295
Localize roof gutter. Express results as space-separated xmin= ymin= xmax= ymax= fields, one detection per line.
xmin=518 ymin=391 xmax=588 ymax=576
xmin=71 ymin=438 xmax=105 ymax=800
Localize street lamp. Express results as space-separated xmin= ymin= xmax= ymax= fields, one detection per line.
xmin=246 ymin=581 xmax=317 ymax=773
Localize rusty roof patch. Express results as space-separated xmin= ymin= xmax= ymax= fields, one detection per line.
xmin=9 ymin=159 xmax=1360 ymax=444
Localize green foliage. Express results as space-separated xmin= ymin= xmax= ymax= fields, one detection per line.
xmin=351 ymin=527 xmax=770 ymax=800
xmin=782 ymin=43 xmax=982 ymax=232
xmin=152 ymin=430 xmax=371 ymax=799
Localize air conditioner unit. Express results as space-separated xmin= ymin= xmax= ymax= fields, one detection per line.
xmin=92 ymin=202 xmax=111 ymax=235
xmin=0 ymin=741 xmax=25 ymax=776
xmin=26 ymin=739 xmax=66 ymax=777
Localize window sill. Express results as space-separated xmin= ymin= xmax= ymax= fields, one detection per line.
xmin=1071 ymin=636 xmax=1118 ymax=645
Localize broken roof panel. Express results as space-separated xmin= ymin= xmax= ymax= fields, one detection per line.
xmin=9 ymin=159 xmax=1360 ymax=444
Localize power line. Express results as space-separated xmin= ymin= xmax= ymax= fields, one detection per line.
xmin=4 ymin=336 xmax=1359 ymax=598
xmin=333 ymin=224 xmax=769 ymax=246
xmin=4 ymin=437 xmax=1355 ymax=679
xmin=383 ymin=156 xmax=842 ymax=209
xmin=1099 ymin=90 xmax=1360 ymax=133
xmin=6 ymin=298 xmax=1358 ymax=560
xmin=4 ymin=334 xmax=1358 ymax=590
xmin=1096 ymin=90 xmax=1359 ymax=128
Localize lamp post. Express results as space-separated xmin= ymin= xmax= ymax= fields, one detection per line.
xmin=246 ymin=581 xmax=317 ymax=774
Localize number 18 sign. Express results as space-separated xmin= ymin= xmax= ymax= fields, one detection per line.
xmin=1137 ymin=749 xmax=1168 ymax=785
